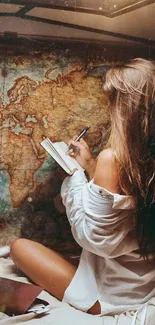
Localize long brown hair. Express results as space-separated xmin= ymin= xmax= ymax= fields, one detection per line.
xmin=103 ymin=58 xmax=155 ymax=259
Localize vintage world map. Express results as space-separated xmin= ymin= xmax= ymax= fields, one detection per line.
xmin=0 ymin=44 xmax=111 ymax=258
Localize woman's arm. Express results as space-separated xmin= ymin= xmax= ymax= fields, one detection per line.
xmin=61 ymin=147 xmax=135 ymax=258
xmin=93 ymin=148 xmax=120 ymax=193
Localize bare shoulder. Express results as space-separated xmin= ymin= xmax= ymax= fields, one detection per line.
xmin=98 ymin=148 xmax=115 ymax=161
xmin=93 ymin=148 xmax=120 ymax=193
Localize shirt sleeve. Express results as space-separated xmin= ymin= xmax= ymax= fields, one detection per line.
xmin=61 ymin=170 xmax=137 ymax=258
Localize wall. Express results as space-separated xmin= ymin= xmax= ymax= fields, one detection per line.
xmin=0 ymin=39 xmax=151 ymax=260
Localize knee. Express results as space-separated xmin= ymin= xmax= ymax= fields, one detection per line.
xmin=10 ymin=238 xmax=30 ymax=261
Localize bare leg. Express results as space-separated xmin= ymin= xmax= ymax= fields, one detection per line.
xmin=10 ymin=238 xmax=76 ymax=300
xmin=10 ymin=238 xmax=100 ymax=315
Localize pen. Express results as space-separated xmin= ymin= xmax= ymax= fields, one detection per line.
xmin=67 ymin=127 xmax=89 ymax=152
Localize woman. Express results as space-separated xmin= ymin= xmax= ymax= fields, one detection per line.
xmin=11 ymin=58 xmax=155 ymax=321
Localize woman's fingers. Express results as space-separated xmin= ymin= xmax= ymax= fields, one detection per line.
xmin=68 ymin=136 xmax=78 ymax=149
xmin=68 ymin=145 xmax=80 ymax=157
xmin=79 ymin=138 xmax=89 ymax=148
xmin=70 ymin=140 xmax=82 ymax=147
xmin=67 ymin=136 xmax=90 ymax=160
xmin=70 ymin=140 xmax=84 ymax=153
xmin=68 ymin=136 xmax=88 ymax=148
xmin=68 ymin=148 xmax=75 ymax=156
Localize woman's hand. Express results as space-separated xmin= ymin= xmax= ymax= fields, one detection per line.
xmin=68 ymin=137 xmax=96 ymax=179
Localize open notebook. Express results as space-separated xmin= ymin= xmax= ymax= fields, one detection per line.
xmin=40 ymin=138 xmax=84 ymax=175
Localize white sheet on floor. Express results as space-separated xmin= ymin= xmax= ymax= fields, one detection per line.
xmin=0 ymin=257 xmax=154 ymax=325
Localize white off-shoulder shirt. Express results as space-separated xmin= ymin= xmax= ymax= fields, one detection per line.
xmin=61 ymin=170 xmax=155 ymax=316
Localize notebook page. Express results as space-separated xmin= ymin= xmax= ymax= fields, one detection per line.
xmin=52 ymin=142 xmax=84 ymax=173
xmin=41 ymin=140 xmax=71 ymax=174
